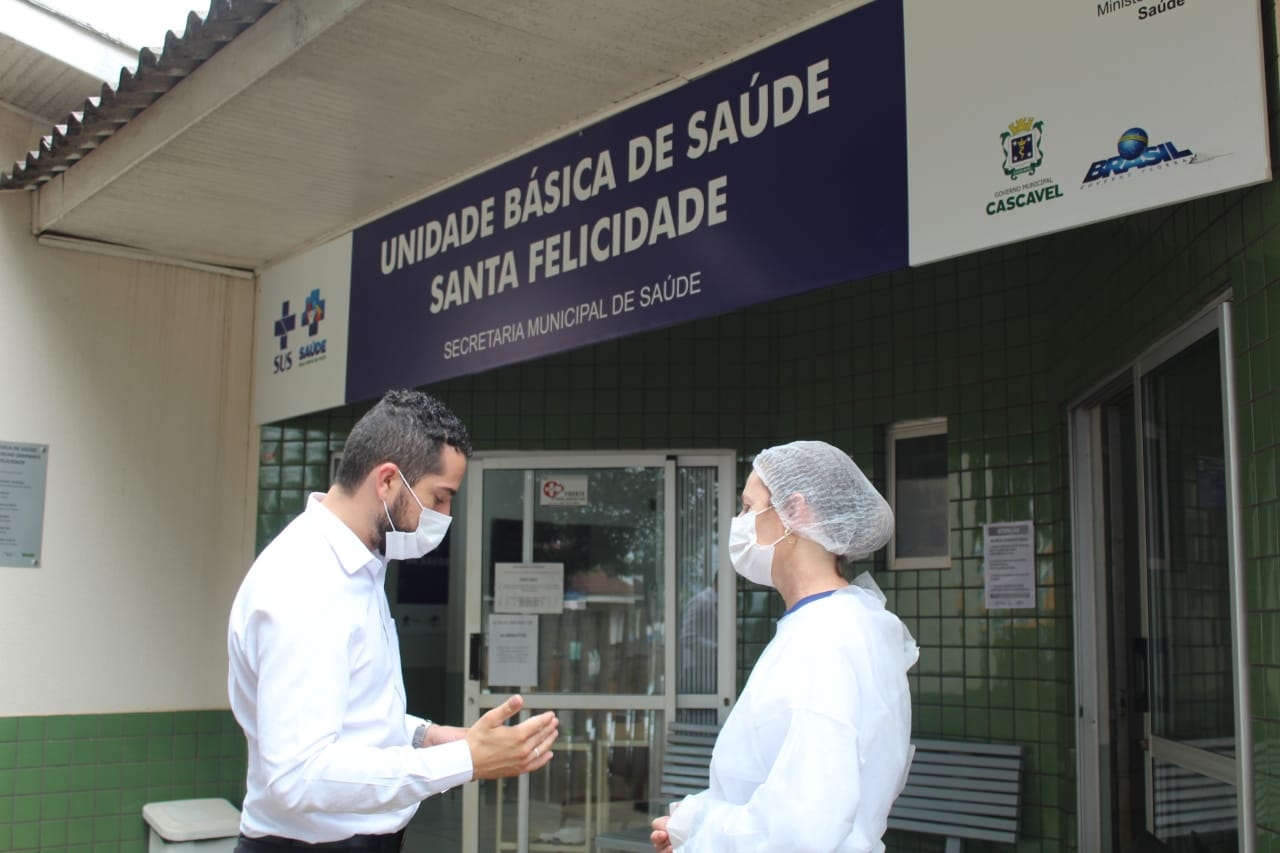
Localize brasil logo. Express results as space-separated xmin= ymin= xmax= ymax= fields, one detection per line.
xmin=1082 ymin=127 xmax=1193 ymax=184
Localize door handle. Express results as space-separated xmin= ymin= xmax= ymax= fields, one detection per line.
xmin=1133 ymin=637 xmax=1149 ymax=714
xmin=469 ymin=633 xmax=483 ymax=681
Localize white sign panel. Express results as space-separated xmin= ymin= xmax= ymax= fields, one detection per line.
xmin=539 ymin=474 xmax=588 ymax=507
xmin=495 ymin=562 xmax=565 ymax=613
xmin=905 ymin=0 xmax=1270 ymax=265
xmin=250 ymin=1 xmax=1272 ymax=424
xmin=984 ymin=522 xmax=1036 ymax=610
xmin=0 ymin=441 xmax=48 ymax=568
xmin=254 ymin=234 xmax=352 ymax=424
xmin=487 ymin=614 xmax=539 ymax=687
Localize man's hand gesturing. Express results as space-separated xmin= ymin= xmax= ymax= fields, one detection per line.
xmin=466 ymin=695 xmax=559 ymax=780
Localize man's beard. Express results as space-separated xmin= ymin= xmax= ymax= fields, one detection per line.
xmin=375 ymin=491 xmax=411 ymax=554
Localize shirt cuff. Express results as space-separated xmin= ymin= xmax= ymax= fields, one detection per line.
xmin=665 ymin=795 xmax=702 ymax=848
xmin=418 ymin=738 xmax=474 ymax=793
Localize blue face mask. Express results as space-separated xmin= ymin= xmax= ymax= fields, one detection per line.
xmin=383 ymin=468 xmax=452 ymax=560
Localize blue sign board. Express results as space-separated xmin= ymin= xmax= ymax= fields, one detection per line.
xmin=347 ymin=0 xmax=906 ymax=401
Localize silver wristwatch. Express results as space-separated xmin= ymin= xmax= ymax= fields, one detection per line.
xmin=412 ymin=721 xmax=433 ymax=748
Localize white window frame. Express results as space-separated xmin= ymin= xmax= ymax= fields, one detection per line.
xmin=886 ymin=416 xmax=950 ymax=570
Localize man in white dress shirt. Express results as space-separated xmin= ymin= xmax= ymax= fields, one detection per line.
xmin=229 ymin=390 xmax=559 ymax=851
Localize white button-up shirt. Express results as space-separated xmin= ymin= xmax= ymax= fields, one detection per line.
xmin=228 ymin=493 xmax=472 ymax=842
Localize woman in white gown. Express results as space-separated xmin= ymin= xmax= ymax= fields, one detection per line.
xmin=651 ymin=440 xmax=919 ymax=853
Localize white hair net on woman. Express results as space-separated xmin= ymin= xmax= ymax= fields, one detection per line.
xmin=753 ymin=440 xmax=894 ymax=558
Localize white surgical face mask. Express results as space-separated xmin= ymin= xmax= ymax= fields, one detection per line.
xmin=729 ymin=506 xmax=787 ymax=588
xmin=383 ymin=468 xmax=452 ymax=560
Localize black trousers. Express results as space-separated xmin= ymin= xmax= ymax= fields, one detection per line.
xmin=235 ymin=830 xmax=405 ymax=852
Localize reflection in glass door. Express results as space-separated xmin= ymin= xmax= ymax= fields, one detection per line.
xmin=460 ymin=453 xmax=735 ymax=853
xmin=1140 ymin=330 xmax=1241 ymax=852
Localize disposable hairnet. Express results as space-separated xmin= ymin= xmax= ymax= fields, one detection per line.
xmin=753 ymin=440 xmax=893 ymax=558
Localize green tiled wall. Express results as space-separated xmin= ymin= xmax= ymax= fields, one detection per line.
xmin=253 ymin=183 xmax=1280 ymax=852
xmin=0 ymin=711 xmax=246 ymax=853
xmin=257 ymin=246 xmax=1074 ymax=851
xmin=250 ymin=240 xmax=1268 ymax=853
xmin=257 ymin=415 xmax=355 ymax=553
xmin=252 ymin=202 xmax=1280 ymax=853
xmin=250 ymin=9 xmax=1280 ymax=853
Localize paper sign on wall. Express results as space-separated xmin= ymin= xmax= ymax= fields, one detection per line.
xmin=0 ymin=441 xmax=48 ymax=568
xmin=983 ymin=521 xmax=1035 ymax=610
xmin=495 ymin=563 xmax=564 ymax=613
xmin=487 ymin=614 xmax=538 ymax=687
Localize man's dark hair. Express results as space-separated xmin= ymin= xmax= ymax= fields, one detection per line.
xmin=334 ymin=390 xmax=472 ymax=491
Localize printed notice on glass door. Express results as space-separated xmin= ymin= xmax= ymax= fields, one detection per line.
xmin=487 ymin=614 xmax=539 ymax=687
xmin=495 ymin=562 xmax=564 ymax=613
xmin=983 ymin=521 xmax=1035 ymax=609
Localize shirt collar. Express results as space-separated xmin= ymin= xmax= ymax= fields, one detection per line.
xmin=305 ymin=492 xmax=385 ymax=578
xmin=783 ymin=588 xmax=839 ymax=618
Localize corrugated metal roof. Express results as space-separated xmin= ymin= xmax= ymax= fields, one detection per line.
xmin=18 ymin=0 xmax=856 ymax=269
xmin=0 ymin=0 xmax=279 ymax=190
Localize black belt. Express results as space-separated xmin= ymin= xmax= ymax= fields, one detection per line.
xmin=236 ymin=830 xmax=405 ymax=851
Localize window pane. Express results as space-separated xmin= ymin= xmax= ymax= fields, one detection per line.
xmin=481 ymin=467 xmax=665 ymax=694
xmin=894 ymin=433 xmax=948 ymax=559
xmin=677 ymin=467 xmax=719 ymax=695
xmin=1142 ymin=332 xmax=1235 ymax=742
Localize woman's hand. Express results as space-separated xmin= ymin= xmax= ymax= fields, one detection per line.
xmin=650 ymin=814 xmax=673 ymax=852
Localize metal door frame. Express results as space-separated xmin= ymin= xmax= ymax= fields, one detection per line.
xmin=458 ymin=450 xmax=737 ymax=853
xmin=1069 ymin=298 xmax=1254 ymax=852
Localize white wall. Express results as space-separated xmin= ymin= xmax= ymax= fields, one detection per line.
xmin=0 ymin=191 xmax=258 ymax=715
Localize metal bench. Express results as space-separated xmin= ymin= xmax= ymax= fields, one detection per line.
xmin=887 ymin=738 xmax=1024 ymax=853
xmin=594 ymin=721 xmax=719 ymax=853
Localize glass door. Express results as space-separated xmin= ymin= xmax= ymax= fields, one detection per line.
xmin=460 ymin=452 xmax=735 ymax=853
xmin=1071 ymin=302 xmax=1254 ymax=853
xmin=1137 ymin=318 xmax=1246 ymax=853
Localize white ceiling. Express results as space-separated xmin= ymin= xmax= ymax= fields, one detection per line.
xmin=0 ymin=0 xmax=137 ymax=124
xmin=0 ymin=30 xmax=103 ymax=123
xmin=4 ymin=0 xmax=862 ymax=272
